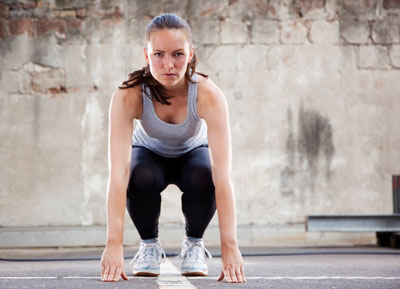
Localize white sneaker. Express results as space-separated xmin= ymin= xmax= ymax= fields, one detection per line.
xmin=178 ymin=237 xmax=212 ymax=276
xmin=130 ymin=240 xmax=166 ymax=276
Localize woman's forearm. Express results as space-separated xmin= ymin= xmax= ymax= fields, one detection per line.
xmin=106 ymin=176 xmax=129 ymax=245
xmin=214 ymin=179 xmax=238 ymax=248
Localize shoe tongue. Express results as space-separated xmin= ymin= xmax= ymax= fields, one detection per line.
xmin=141 ymin=245 xmax=159 ymax=260
xmin=189 ymin=244 xmax=204 ymax=259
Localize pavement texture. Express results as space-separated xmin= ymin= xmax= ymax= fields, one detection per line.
xmin=1 ymin=245 xmax=400 ymax=289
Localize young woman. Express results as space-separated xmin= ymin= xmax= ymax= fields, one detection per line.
xmin=100 ymin=13 xmax=246 ymax=283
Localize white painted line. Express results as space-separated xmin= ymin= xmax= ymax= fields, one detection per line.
xmin=186 ymin=276 xmax=400 ymax=280
xmin=64 ymin=276 xmax=156 ymax=280
xmin=63 ymin=276 xmax=100 ymax=279
xmin=157 ymin=258 xmax=197 ymax=289
xmin=247 ymin=276 xmax=400 ymax=280
xmin=0 ymin=277 xmax=58 ymax=280
xmin=2 ymin=275 xmax=399 ymax=281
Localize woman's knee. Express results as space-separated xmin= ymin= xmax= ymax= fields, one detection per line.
xmin=184 ymin=164 xmax=215 ymax=194
xmin=128 ymin=162 xmax=164 ymax=193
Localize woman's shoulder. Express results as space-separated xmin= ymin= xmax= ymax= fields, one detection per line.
xmin=196 ymin=72 xmax=225 ymax=118
xmin=196 ymin=73 xmax=224 ymax=103
xmin=113 ymin=84 xmax=143 ymax=119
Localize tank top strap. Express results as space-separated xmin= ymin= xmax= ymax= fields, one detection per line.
xmin=141 ymin=83 xmax=151 ymax=119
xmin=188 ymin=73 xmax=200 ymax=120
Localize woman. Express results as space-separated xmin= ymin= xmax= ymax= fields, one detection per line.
xmin=100 ymin=13 xmax=246 ymax=283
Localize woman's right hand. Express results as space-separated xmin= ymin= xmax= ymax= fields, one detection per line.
xmin=100 ymin=242 xmax=129 ymax=282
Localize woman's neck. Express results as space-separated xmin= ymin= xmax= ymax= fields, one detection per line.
xmin=164 ymin=77 xmax=189 ymax=98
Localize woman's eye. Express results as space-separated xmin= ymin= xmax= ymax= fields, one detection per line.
xmin=154 ymin=52 xmax=183 ymax=57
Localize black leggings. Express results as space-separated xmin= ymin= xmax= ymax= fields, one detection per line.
xmin=126 ymin=145 xmax=216 ymax=240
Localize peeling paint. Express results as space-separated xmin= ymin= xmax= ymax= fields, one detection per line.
xmin=15 ymin=61 xmax=66 ymax=96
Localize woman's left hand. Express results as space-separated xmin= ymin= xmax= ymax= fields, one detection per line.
xmin=217 ymin=245 xmax=246 ymax=283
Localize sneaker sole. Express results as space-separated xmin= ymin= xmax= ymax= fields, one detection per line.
xmin=181 ymin=270 xmax=208 ymax=276
xmin=133 ymin=271 xmax=159 ymax=277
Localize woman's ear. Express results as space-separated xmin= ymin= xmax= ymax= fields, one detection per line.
xmin=189 ymin=46 xmax=194 ymax=62
xmin=143 ymin=47 xmax=149 ymax=64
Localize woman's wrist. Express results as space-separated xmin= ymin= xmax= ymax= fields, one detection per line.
xmin=221 ymin=238 xmax=238 ymax=249
xmin=106 ymin=238 xmax=123 ymax=247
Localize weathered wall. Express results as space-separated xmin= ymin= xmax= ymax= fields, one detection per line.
xmin=0 ymin=0 xmax=399 ymax=232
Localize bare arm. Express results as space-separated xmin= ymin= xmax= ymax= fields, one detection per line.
xmin=101 ymin=86 xmax=140 ymax=282
xmin=198 ymin=78 xmax=246 ymax=283
xmin=106 ymin=89 xmax=134 ymax=245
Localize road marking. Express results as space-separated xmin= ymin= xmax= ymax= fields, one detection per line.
xmin=63 ymin=276 xmax=156 ymax=279
xmin=249 ymin=276 xmax=400 ymax=280
xmin=0 ymin=277 xmax=58 ymax=280
xmin=157 ymin=258 xmax=197 ymax=289
xmin=1 ymin=275 xmax=399 ymax=281
xmin=186 ymin=276 xmax=400 ymax=280
xmin=63 ymin=276 xmax=100 ymax=279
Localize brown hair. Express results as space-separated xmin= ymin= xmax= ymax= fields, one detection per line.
xmin=119 ymin=13 xmax=208 ymax=105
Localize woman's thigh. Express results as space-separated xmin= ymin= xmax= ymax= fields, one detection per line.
xmin=175 ymin=146 xmax=214 ymax=194
xmin=128 ymin=146 xmax=169 ymax=195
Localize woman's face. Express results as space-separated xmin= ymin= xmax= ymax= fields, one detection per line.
xmin=144 ymin=29 xmax=194 ymax=88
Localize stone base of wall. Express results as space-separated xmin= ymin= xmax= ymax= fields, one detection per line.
xmin=0 ymin=225 xmax=376 ymax=248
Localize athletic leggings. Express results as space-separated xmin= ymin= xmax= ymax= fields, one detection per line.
xmin=126 ymin=145 xmax=216 ymax=240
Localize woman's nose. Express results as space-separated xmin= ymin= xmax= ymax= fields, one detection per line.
xmin=164 ymin=56 xmax=174 ymax=70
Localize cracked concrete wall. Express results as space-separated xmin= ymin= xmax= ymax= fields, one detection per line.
xmin=0 ymin=0 xmax=399 ymax=230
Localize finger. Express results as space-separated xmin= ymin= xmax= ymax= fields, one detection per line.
xmin=100 ymin=263 xmax=105 ymax=279
xmin=224 ymin=269 xmax=233 ymax=283
xmin=102 ymin=265 xmax=111 ymax=281
xmin=121 ymin=270 xmax=129 ymax=280
xmin=112 ymin=268 xmax=120 ymax=282
xmin=113 ymin=268 xmax=121 ymax=282
xmin=240 ymin=266 xmax=247 ymax=282
xmin=217 ymin=270 xmax=224 ymax=281
xmin=106 ymin=266 xmax=116 ymax=282
xmin=110 ymin=266 xmax=118 ymax=282
xmin=230 ymin=268 xmax=239 ymax=283
xmin=235 ymin=267 xmax=243 ymax=283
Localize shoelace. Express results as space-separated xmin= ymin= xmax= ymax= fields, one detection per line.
xmin=130 ymin=243 xmax=166 ymax=265
xmin=177 ymin=241 xmax=212 ymax=262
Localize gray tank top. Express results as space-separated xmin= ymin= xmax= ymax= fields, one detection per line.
xmin=131 ymin=73 xmax=208 ymax=158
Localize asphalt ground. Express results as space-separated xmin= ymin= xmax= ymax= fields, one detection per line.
xmin=1 ymin=245 xmax=399 ymax=289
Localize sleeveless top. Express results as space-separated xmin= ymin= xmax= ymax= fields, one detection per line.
xmin=131 ymin=73 xmax=208 ymax=158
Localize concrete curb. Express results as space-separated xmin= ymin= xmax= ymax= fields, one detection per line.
xmin=0 ymin=224 xmax=377 ymax=248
